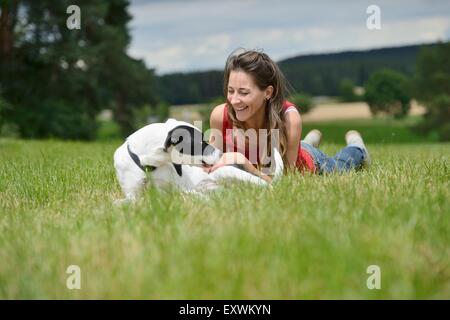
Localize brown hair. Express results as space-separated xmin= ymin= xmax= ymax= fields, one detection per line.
xmin=223 ymin=48 xmax=289 ymax=167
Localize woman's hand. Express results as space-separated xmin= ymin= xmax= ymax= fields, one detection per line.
xmin=203 ymin=152 xmax=247 ymax=173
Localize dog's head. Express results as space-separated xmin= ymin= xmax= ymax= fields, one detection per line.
xmin=163 ymin=123 xmax=222 ymax=170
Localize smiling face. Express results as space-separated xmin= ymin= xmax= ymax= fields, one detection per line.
xmin=227 ymin=70 xmax=273 ymax=125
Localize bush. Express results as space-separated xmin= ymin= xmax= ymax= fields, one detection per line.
xmin=414 ymin=42 xmax=450 ymax=141
xmin=133 ymin=102 xmax=170 ymax=129
xmin=339 ymin=79 xmax=358 ymax=102
xmin=2 ymin=99 xmax=98 ymax=140
xmin=97 ymin=120 xmax=122 ymax=141
xmin=364 ymin=69 xmax=411 ymax=118
xmin=288 ymin=93 xmax=315 ymax=114
xmin=154 ymin=102 xmax=170 ymax=122
xmin=200 ymin=97 xmax=224 ymax=126
xmin=0 ymin=96 xmax=9 ymax=130
xmin=416 ymin=94 xmax=450 ymax=141
xmin=0 ymin=96 xmax=20 ymax=138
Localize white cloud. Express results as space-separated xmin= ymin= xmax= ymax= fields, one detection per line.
xmin=129 ymin=33 xmax=232 ymax=73
xmin=128 ymin=0 xmax=450 ymax=74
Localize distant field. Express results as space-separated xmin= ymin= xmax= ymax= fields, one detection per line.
xmin=168 ymin=100 xmax=426 ymax=124
xmin=0 ymin=128 xmax=448 ymax=298
xmin=301 ymin=101 xmax=426 ymax=122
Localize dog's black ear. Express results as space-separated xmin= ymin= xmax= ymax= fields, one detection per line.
xmin=164 ymin=128 xmax=182 ymax=151
xmin=164 ymin=129 xmax=174 ymax=151
xmin=173 ymin=163 xmax=182 ymax=177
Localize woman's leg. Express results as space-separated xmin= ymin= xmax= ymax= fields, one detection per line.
xmin=301 ymin=141 xmax=367 ymax=174
xmin=328 ymin=146 xmax=366 ymax=173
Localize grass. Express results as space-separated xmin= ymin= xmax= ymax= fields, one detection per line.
xmin=0 ymin=131 xmax=449 ymax=299
xmin=303 ymin=117 xmax=438 ymax=144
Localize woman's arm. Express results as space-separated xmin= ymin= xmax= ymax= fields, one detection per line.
xmin=207 ymin=152 xmax=272 ymax=183
xmin=284 ymin=109 xmax=302 ymax=169
xmin=208 ymin=103 xmax=226 ymax=151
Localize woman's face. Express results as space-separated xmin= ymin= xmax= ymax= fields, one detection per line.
xmin=227 ymin=70 xmax=272 ymax=123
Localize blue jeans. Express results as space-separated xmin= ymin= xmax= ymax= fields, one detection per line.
xmin=301 ymin=141 xmax=367 ymax=174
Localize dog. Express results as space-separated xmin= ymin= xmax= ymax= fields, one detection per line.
xmin=113 ymin=118 xmax=283 ymax=202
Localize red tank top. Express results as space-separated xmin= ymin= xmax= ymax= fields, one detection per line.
xmin=221 ymin=100 xmax=316 ymax=173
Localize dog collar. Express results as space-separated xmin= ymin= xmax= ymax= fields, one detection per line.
xmin=127 ymin=143 xmax=156 ymax=173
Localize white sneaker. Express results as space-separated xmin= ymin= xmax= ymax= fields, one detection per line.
xmin=303 ymin=129 xmax=322 ymax=148
xmin=345 ymin=130 xmax=371 ymax=167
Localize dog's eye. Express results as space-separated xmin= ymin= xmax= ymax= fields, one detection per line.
xmin=171 ymin=136 xmax=181 ymax=144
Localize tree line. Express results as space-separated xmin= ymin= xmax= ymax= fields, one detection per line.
xmin=157 ymin=44 xmax=436 ymax=105
xmin=0 ymin=1 xmax=448 ymax=141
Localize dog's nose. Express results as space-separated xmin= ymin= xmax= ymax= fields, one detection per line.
xmin=211 ymin=148 xmax=222 ymax=164
xmin=202 ymin=144 xmax=215 ymax=156
xmin=201 ymin=145 xmax=222 ymax=165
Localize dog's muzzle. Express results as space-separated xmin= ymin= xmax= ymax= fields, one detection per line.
xmin=201 ymin=146 xmax=222 ymax=165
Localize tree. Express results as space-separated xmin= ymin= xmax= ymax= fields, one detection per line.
xmin=414 ymin=42 xmax=450 ymax=141
xmin=0 ymin=0 xmax=157 ymax=139
xmin=95 ymin=0 xmax=157 ymax=136
xmin=364 ymin=69 xmax=411 ymax=118
xmin=0 ymin=0 xmax=18 ymax=63
xmin=288 ymin=93 xmax=315 ymax=114
xmin=1 ymin=0 xmax=101 ymax=138
xmin=339 ymin=78 xmax=357 ymax=102
xmin=0 ymin=92 xmax=16 ymax=136
xmin=416 ymin=94 xmax=450 ymax=141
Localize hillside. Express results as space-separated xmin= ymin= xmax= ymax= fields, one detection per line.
xmin=156 ymin=42 xmax=439 ymax=105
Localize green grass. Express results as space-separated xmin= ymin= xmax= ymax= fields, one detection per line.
xmin=0 ymin=137 xmax=449 ymax=299
xmin=303 ymin=117 xmax=438 ymax=144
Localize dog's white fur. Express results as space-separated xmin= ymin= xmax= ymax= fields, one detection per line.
xmin=113 ymin=118 xmax=283 ymax=202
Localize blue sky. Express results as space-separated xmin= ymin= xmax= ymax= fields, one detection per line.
xmin=128 ymin=0 xmax=450 ymax=74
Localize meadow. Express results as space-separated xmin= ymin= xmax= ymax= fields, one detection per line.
xmin=0 ymin=120 xmax=449 ymax=299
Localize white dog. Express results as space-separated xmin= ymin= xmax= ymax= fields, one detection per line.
xmin=113 ymin=118 xmax=283 ymax=202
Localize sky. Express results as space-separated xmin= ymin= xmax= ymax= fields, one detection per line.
xmin=127 ymin=0 xmax=450 ymax=75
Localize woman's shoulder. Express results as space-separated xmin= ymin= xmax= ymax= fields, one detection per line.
xmin=210 ymin=103 xmax=227 ymax=130
xmin=282 ymin=100 xmax=300 ymax=115
xmin=211 ymin=103 xmax=227 ymax=116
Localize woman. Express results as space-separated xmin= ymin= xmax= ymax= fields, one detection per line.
xmin=204 ymin=49 xmax=370 ymax=182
